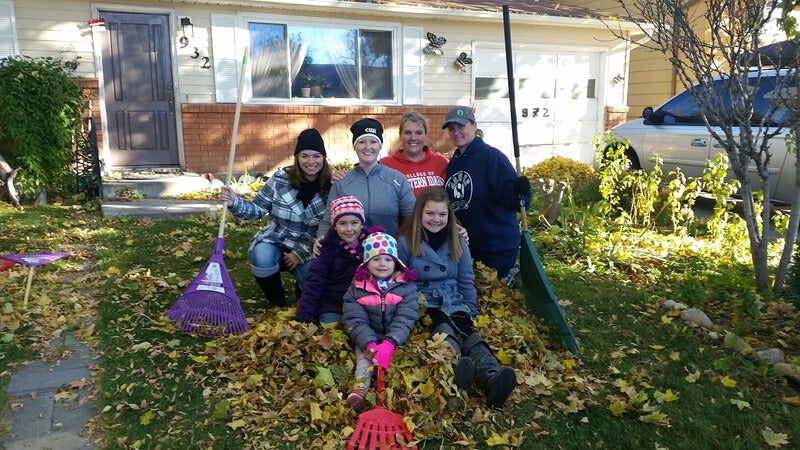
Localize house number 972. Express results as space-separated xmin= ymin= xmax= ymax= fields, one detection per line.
xmin=521 ymin=107 xmax=550 ymax=118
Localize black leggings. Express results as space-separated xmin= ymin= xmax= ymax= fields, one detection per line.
xmin=427 ymin=308 xmax=474 ymax=337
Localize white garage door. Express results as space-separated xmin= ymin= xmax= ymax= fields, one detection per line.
xmin=473 ymin=46 xmax=601 ymax=167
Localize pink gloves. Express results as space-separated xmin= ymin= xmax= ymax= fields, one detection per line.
xmin=367 ymin=340 xmax=395 ymax=369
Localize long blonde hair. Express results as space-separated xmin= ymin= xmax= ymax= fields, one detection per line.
xmin=400 ymin=187 xmax=462 ymax=260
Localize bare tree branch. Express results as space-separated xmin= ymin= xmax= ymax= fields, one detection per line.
xmin=606 ymin=0 xmax=793 ymax=291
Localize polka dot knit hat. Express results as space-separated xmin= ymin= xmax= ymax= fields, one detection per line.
xmin=363 ymin=231 xmax=398 ymax=262
xmin=353 ymin=229 xmax=411 ymax=281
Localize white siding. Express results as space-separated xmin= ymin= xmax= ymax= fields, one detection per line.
xmin=402 ymin=26 xmax=423 ymax=105
xmin=211 ymin=13 xmax=239 ymax=103
xmin=12 ymin=0 xmax=94 ymax=76
xmin=13 ymin=0 xmax=631 ymax=112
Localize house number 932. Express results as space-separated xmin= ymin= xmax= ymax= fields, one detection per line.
xmin=190 ymin=47 xmax=211 ymax=69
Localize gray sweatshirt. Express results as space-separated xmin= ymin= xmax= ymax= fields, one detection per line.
xmin=318 ymin=164 xmax=415 ymax=237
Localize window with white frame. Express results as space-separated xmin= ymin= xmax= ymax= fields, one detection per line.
xmin=246 ymin=18 xmax=396 ymax=101
xmin=0 ymin=0 xmax=19 ymax=59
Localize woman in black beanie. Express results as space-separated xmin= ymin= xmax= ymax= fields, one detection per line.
xmin=315 ymin=118 xmax=415 ymax=241
xmin=221 ymin=128 xmax=332 ymax=307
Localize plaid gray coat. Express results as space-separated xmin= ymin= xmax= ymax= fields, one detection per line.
xmin=228 ymin=169 xmax=327 ymax=264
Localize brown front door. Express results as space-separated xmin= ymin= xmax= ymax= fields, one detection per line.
xmin=99 ymin=11 xmax=179 ymax=168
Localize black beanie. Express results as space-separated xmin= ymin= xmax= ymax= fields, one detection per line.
xmin=295 ymin=128 xmax=326 ymax=156
xmin=350 ymin=118 xmax=383 ymax=147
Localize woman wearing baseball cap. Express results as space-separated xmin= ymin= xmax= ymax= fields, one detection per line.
xmin=441 ymin=106 xmax=532 ymax=281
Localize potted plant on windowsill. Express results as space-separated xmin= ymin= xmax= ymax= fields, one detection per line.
xmin=310 ymin=75 xmax=328 ymax=98
xmin=298 ymin=71 xmax=315 ymax=98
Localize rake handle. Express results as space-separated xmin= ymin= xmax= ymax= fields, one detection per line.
xmin=218 ymin=47 xmax=249 ymax=239
xmin=503 ymin=5 xmax=530 ymax=233
xmin=22 ymin=266 xmax=35 ymax=309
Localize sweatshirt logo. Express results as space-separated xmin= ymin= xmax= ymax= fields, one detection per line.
xmin=445 ymin=171 xmax=472 ymax=212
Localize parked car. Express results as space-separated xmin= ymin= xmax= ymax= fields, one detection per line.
xmin=605 ymin=71 xmax=797 ymax=204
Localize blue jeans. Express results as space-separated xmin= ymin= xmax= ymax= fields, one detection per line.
xmin=318 ymin=312 xmax=343 ymax=325
xmin=473 ymin=249 xmax=517 ymax=280
xmin=249 ymin=241 xmax=310 ymax=286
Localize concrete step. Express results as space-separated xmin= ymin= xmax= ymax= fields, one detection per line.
xmin=101 ymin=171 xmax=211 ymax=199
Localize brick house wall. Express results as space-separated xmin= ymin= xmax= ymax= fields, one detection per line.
xmin=74 ymin=78 xmax=103 ymax=153
xmin=73 ymin=77 xmax=456 ymax=176
xmin=181 ymin=104 xmax=455 ymax=177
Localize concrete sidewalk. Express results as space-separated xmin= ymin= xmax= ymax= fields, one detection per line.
xmin=101 ymin=198 xmax=220 ymax=219
xmin=3 ymin=199 xmax=211 ymax=449
xmin=4 ymin=333 xmax=97 ymax=449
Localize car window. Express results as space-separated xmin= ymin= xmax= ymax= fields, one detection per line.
xmin=657 ymin=74 xmax=793 ymax=127
xmin=753 ymin=75 xmax=795 ymax=126
xmin=657 ymin=88 xmax=708 ymax=125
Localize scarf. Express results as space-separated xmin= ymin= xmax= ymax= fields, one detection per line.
xmin=424 ymin=228 xmax=449 ymax=251
xmin=296 ymin=180 xmax=320 ymax=207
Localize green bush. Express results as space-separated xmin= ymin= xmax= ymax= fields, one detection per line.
xmin=0 ymin=56 xmax=85 ymax=200
xmin=524 ymin=156 xmax=601 ymax=205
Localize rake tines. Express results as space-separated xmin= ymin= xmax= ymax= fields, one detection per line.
xmin=347 ymin=367 xmax=416 ymax=450
xmin=348 ymin=406 xmax=415 ymax=450
xmin=165 ymin=238 xmax=249 ymax=336
xmin=165 ymin=290 xmax=249 ymax=335
xmin=0 ymin=251 xmax=71 ymax=308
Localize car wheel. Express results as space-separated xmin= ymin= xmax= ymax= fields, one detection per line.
xmin=602 ymin=146 xmax=641 ymax=171
xmin=624 ymin=149 xmax=641 ymax=170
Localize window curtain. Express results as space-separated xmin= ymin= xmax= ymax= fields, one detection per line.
xmin=328 ymin=41 xmax=358 ymax=98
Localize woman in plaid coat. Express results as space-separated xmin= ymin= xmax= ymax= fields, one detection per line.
xmin=221 ymin=128 xmax=332 ymax=307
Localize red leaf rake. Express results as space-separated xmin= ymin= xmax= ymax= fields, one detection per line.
xmin=348 ymin=367 xmax=417 ymax=450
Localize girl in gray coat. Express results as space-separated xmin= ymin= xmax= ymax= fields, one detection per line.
xmin=342 ymin=229 xmax=418 ymax=412
xmin=397 ymin=187 xmax=516 ymax=408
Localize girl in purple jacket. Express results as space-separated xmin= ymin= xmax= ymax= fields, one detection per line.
xmin=294 ymin=196 xmax=366 ymax=324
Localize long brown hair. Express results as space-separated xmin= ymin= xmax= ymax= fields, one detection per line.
xmin=286 ymin=154 xmax=332 ymax=193
xmin=400 ymin=187 xmax=462 ymax=260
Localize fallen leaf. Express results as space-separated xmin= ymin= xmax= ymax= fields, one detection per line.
xmin=228 ymin=419 xmax=246 ymax=430
xmin=720 ymin=376 xmax=737 ymax=388
xmin=730 ymin=399 xmax=750 ymax=410
xmin=762 ymin=427 xmax=789 ymax=447
xmin=608 ymin=399 xmax=627 ymax=417
xmin=486 ymin=431 xmax=510 ymax=446
xmin=639 ymin=411 xmax=668 ymax=425
xmin=140 ymin=410 xmax=155 ymax=425
xmin=685 ymin=371 xmax=701 ymax=383
xmin=782 ymin=396 xmax=800 ymax=406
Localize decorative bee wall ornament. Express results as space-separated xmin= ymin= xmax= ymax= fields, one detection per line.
xmin=455 ymin=52 xmax=473 ymax=72
xmin=423 ymin=32 xmax=447 ymax=56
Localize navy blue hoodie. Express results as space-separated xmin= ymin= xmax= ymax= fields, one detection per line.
xmin=444 ymin=136 xmax=531 ymax=263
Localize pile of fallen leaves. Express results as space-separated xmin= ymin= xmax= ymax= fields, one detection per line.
xmin=205 ymin=267 xmax=588 ymax=448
